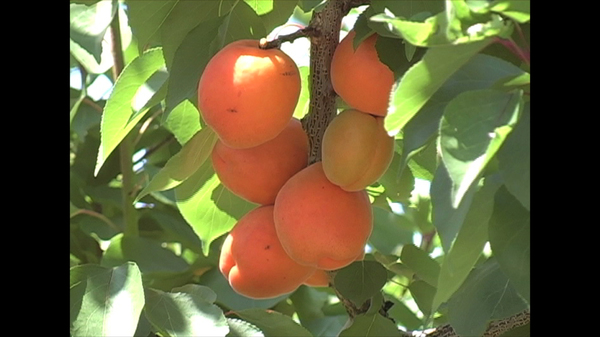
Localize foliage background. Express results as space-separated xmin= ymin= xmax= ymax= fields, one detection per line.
xmin=70 ymin=1 xmax=530 ymax=336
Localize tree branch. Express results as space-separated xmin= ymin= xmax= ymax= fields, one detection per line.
xmin=110 ymin=6 xmax=139 ymax=237
xmin=299 ymin=0 xmax=529 ymax=335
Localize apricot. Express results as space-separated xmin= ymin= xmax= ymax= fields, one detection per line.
xmin=211 ymin=118 xmax=309 ymax=205
xmin=273 ymin=162 xmax=373 ymax=270
xmin=198 ymin=39 xmax=301 ymax=149
xmin=331 ymin=31 xmax=394 ymax=117
xmin=322 ymin=109 xmax=395 ymax=191
xmin=219 ymin=205 xmax=316 ymax=299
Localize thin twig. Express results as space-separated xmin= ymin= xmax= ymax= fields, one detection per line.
xmin=259 ymin=26 xmax=317 ymax=50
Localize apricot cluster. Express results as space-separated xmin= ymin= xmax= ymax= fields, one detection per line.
xmin=198 ymin=33 xmax=395 ymax=299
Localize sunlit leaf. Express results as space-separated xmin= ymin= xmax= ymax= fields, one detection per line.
xmin=144 ymin=286 xmax=229 ymax=337
xmin=163 ymin=99 xmax=203 ymax=145
xmin=227 ymin=318 xmax=264 ymax=337
xmin=243 ymin=0 xmax=273 ymax=15
xmin=174 ymin=160 xmax=256 ymax=256
xmin=135 ymin=127 xmax=217 ymax=203
xmin=70 ymin=262 xmax=145 ymax=337
xmin=491 ymin=0 xmax=530 ymax=23
xmin=95 ymin=48 xmax=165 ymax=176
xmin=70 ymin=0 xmax=116 ymax=67
xmin=384 ymin=39 xmax=491 ymax=135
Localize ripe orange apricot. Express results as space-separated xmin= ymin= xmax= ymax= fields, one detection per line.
xmin=273 ymin=162 xmax=373 ymax=271
xmin=198 ymin=39 xmax=301 ymax=149
xmin=211 ymin=118 xmax=309 ymax=205
xmin=322 ymin=109 xmax=395 ymax=191
xmin=219 ymin=205 xmax=316 ymax=299
xmin=331 ymin=31 xmax=394 ymax=117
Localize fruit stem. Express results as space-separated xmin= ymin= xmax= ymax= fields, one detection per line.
xmin=259 ymin=26 xmax=316 ymax=50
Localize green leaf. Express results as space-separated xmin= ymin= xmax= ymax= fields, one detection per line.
xmin=95 ymin=48 xmax=166 ymax=176
xmin=244 ymin=0 xmax=273 ymax=15
xmin=488 ymin=186 xmax=530 ymax=302
xmin=135 ymin=127 xmax=217 ymax=203
xmin=400 ymin=244 xmax=439 ymax=287
xmin=144 ymin=286 xmax=229 ymax=337
xmin=227 ymin=318 xmax=264 ymax=337
xmin=491 ymin=0 xmax=530 ymax=23
xmin=439 ymin=88 xmax=523 ymax=207
xmin=175 ymin=160 xmax=256 ymax=256
xmin=101 ymin=234 xmax=190 ymax=273
xmin=399 ymin=54 xmax=526 ymax=174
xmin=497 ymin=102 xmax=530 ymax=210
xmin=70 ymin=0 xmax=116 ymax=66
xmin=334 ymin=260 xmax=388 ymax=307
xmin=369 ymin=206 xmax=415 ymax=255
xmin=432 ymin=175 xmax=502 ymax=312
xmin=126 ymin=0 xmax=178 ymax=52
xmin=293 ymin=66 xmax=310 ymax=119
xmin=408 ymin=279 xmax=436 ymax=317
xmin=70 ymin=262 xmax=145 ymax=337
xmin=198 ymin=268 xmax=288 ymax=310
xmin=164 ymin=16 xmax=226 ymax=119
xmin=234 ymin=308 xmax=313 ymax=337
xmin=378 ymin=150 xmax=415 ymax=203
xmin=430 ymin=163 xmax=478 ymax=252
xmin=159 ymin=1 xmax=237 ymax=68
xmin=339 ymin=313 xmax=403 ymax=337
xmin=259 ymin=0 xmax=299 ymax=33
xmin=384 ymin=39 xmax=491 ymax=135
xmin=147 ymin=210 xmax=204 ymax=254
xmin=163 ymin=99 xmax=203 ymax=145
xmin=447 ymin=258 xmax=528 ymax=337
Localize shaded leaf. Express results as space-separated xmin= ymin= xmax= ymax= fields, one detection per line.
xmin=399 ymin=54 xmax=526 ymax=175
xmin=447 ymin=258 xmax=528 ymax=337
xmin=430 ymin=163 xmax=478 ymax=252
xmin=334 ymin=260 xmax=388 ymax=307
xmin=234 ymin=309 xmax=313 ymax=337
xmin=384 ymin=39 xmax=491 ymax=135
xmin=439 ymin=89 xmax=523 ymax=207
xmin=135 ymin=127 xmax=217 ymax=203
xmin=369 ymin=206 xmax=415 ymax=255
xmin=408 ymin=280 xmax=436 ymax=317
xmin=101 ymin=234 xmax=189 ymax=273
xmin=70 ymin=262 xmax=145 ymax=337
xmin=164 ymin=16 xmax=226 ymax=119
xmin=95 ymin=48 xmax=166 ymax=176
xmin=144 ymin=287 xmax=229 ymax=337
xmin=400 ymin=244 xmax=439 ymax=287
xmin=432 ymin=175 xmax=502 ymax=312
xmin=126 ymin=0 xmax=178 ymax=52
xmin=198 ymin=268 xmax=288 ymax=311
xmin=339 ymin=313 xmax=403 ymax=337
xmin=488 ymin=186 xmax=530 ymax=302
xmin=497 ymin=102 xmax=530 ymax=210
